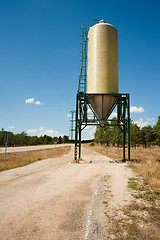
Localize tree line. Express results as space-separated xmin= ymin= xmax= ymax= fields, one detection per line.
xmin=94 ymin=116 xmax=160 ymax=148
xmin=0 ymin=130 xmax=69 ymax=147
xmin=1 ymin=116 xmax=159 ymax=148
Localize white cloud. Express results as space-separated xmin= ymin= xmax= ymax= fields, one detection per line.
xmin=133 ymin=117 xmax=149 ymax=128
xmin=65 ymin=113 xmax=71 ymax=119
xmin=130 ymin=106 xmax=144 ymax=113
xmin=110 ymin=112 xmax=117 ymax=119
xmin=62 ymin=102 xmax=66 ymax=106
xmin=25 ymin=98 xmax=44 ymax=105
xmin=87 ymin=108 xmax=95 ymax=120
xmin=8 ymin=126 xmax=15 ymax=129
xmin=27 ymin=127 xmax=63 ymax=137
xmin=87 ymin=108 xmax=93 ymax=114
xmin=45 ymin=130 xmax=61 ymax=136
xmin=27 ymin=128 xmax=37 ymax=134
xmin=83 ymin=126 xmax=96 ymax=139
xmin=147 ymin=117 xmax=155 ymax=122
xmin=25 ymin=98 xmax=35 ymax=103
xmin=35 ymin=101 xmax=40 ymax=105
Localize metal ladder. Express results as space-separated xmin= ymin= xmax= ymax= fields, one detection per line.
xmin=70 ymin=25 xmax=87 ymax=141
xmin=78 ymin=25 xmax=87 ymax=94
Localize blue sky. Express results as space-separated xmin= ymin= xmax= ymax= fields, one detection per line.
xmin=0 ymin=0 xmax=160 ymax=139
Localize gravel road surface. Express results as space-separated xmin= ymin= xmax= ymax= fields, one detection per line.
xmin=0 ymin=145 xmax=134 ymax=240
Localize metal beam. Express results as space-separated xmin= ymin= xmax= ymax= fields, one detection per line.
xmin=74 ymin=93 xmax=130 ymax=161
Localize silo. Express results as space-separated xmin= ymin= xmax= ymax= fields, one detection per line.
xmin=87 ymin=20 xmax=118 ymax=125
xmin=71 ymin=20 xmax=130 ymax=161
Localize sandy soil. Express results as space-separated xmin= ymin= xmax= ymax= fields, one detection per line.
xmin=0 ymin=145 xmax=134 ymax=240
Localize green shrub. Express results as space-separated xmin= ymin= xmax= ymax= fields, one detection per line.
xmin=90 ymin=142 xmax=95 ymax=147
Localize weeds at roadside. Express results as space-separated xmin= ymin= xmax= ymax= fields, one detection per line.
xmin=128 ymin=177 xmax=160 ymax=204
xmin=102 ymin=175 xmax=160 ymax=239
xmin=0 ymin=146 xmax=71 ymax=171
xmin=123 ymin=177 xmax=160 ymax=239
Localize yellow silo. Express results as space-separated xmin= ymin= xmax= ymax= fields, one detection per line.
xmin=87 ymin=20 xmax=118 ymax=93
xmin=87 ymin=20 xmax=118 ymax=124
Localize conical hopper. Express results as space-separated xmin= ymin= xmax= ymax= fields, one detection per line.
xmin=88 ymin=95 xmax=117 ymax=126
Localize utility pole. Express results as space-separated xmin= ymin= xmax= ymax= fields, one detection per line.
xmin=4 ymin=131 xmax=9 ymax=160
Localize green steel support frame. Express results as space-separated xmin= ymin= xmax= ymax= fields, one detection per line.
xmin=74 ymin=93 xmax=130 ymax=161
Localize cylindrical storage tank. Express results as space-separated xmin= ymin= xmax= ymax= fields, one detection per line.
xmin=87 ymin=20 xmax=118 ymax=94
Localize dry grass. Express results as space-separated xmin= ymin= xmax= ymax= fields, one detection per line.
xmin=130 ymin=146 xmax=160 ymax=188
xmin=85 ymin=143 xmax=124 ymax=161
xmin=0 ymin=146 xmax=71 ymax=171
xmin=125 ymin=177 xmax=160 ymax=239
xmin=85 ymin=143 xmax=160 ymax=188
xmin=103 ymin=179 xmax=160 ymax=240
xmin=102 ymin=168 xmax=160 ymax=239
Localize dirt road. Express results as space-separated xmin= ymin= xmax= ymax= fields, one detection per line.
xmin=0 ymin=146 xmax=134 ymax=240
